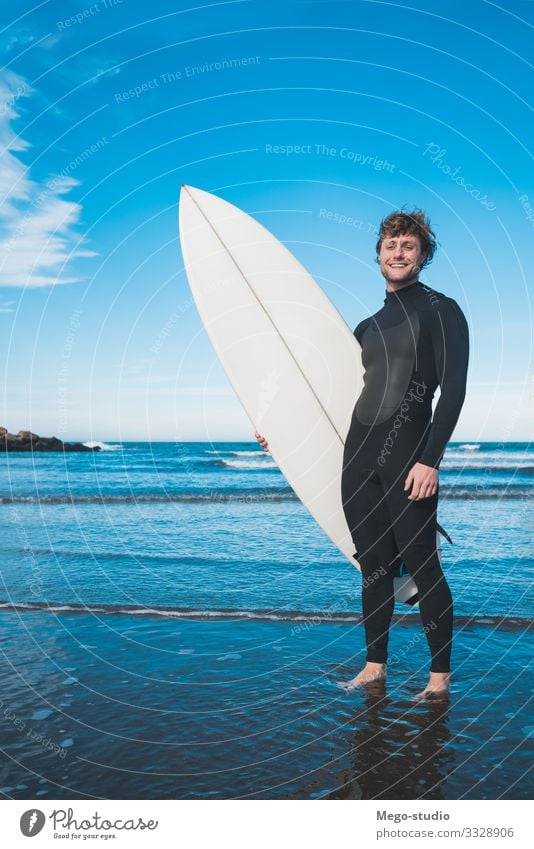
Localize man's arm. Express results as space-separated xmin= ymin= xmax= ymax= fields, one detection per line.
xmin=417 ymin=297 xmax=470 ymax=469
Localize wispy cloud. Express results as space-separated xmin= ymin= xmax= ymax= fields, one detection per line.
xmin=0 ymin=69 xmax=96 ymax=288
xmin=86 ymin=60 xmax=121 ymax=86
xmin=0 ymin=297 xmax=16 ymax=312
xmin=2 ymin=29 xmax=37 ymax=54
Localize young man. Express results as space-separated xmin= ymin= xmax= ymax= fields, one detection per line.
xmin=256 ymin=210 xmax=469 ymax=699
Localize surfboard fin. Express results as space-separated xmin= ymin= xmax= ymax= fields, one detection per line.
xmin=437 ymin=521 xmax=453 ymax=545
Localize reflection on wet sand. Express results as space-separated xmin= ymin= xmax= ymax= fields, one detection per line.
xmin=328 ymin=683 xmax=454 ymax=799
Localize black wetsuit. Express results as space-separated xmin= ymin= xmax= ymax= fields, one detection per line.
xmin=341 ymin=279 xmax=469 ymax=673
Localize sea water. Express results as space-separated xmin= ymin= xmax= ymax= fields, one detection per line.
xmin=0 ymin=441 xmax=532 ymax=799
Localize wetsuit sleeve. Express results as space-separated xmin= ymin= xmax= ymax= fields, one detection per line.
xmin=418 ymin=298 xmax=469 ymax=469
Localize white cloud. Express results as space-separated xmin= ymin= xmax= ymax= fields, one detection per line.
xmin=0 ymin=70 xmax=96 ymax=288
xmin=2 ymin=30 xmax=37 ymax=54
xmin=87 ymin=63 xmax=121 ymax=86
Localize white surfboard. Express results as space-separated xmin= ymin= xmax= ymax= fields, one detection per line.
xmin=178 ymin=184 xmax=424 ymax=605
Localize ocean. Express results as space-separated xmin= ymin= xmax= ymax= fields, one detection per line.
xmin=0 ymin=441 xmax=532 ymax=799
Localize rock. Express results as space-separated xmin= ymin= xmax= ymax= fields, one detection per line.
xmin=0 ymin=427 xmax=100 ymax=453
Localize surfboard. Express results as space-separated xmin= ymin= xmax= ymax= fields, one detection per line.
xmin=179 ymin=184 xmax=428 ymax=605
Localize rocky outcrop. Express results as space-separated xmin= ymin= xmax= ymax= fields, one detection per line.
xmin=0 ymin=427 xmax=101 ymax=452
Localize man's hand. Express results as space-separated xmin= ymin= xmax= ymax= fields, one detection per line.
xmin=404 ymin=462 xmax=438 ymax=500
xmin=255 ymin=431 xmax=270 ymax=453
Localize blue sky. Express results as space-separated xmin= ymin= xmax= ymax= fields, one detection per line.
xmin=0 ymin=0 xmax=532 ymax=441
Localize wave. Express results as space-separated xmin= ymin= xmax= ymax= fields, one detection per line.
xmin=229 ymin=450 xmax=265 ymax=457
xmin=207 ymin=458 xmax=277 ymax=470
xmin=205 ymin=450 xmax=264 ymax=457
xmin=440 ymin=464 xmax=534 ymax=473
xmin=439 ymin=486 xmax=534 ymax=499
xmin=443 ymin=451 xmax=533 ymax=462
xmin=0 ymin=484 xmax=532 ymax=504
xmin=220 ymin=459 xmax=277 ymax=470
xmin=83 ymin=441 xmax=123 ymax=451
xmin=457 ymin=443 xmax=481 ymax=451
xmin=195 ymin=452 xmax=533 ymax=473
xmin=0 ymin=600 xmax=531 ymax=629
xmin=0 ymin=488 xmax=296 ymax=504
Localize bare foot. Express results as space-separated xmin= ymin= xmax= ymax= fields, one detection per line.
xmin=338 ymin=662 xmax=386 ymax=691
xmin=414 ymin=672 xmax=451 ymax=700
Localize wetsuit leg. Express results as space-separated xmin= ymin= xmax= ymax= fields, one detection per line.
xmin=341 ymin=467 xmax=398 ymax=664
xmin=382 ymin=476 xmax=453 ymax=673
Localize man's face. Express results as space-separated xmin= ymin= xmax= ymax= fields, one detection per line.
xmin=378 ymin=232 xmax=425 ymax=285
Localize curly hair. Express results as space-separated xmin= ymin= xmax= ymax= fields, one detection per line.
xmin=375 ymin=209 xmax=438 ymax=269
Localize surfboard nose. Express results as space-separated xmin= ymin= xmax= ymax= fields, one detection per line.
xmin=179 ymin=184 xmax=195 ymax=206
xmin=180 ymin=184 xmax=203 ymax=204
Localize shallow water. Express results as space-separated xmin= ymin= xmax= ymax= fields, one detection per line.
xmin=0 ymin=442 xmax=532 ymax=619
xmin=0 ymin=442 xmax=532 ymax=799
xmin=0 ymin=611 xmax=531 ymax=800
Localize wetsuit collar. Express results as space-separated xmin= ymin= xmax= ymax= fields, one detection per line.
xmin=384 ymin=279 xmax=422 ymax=304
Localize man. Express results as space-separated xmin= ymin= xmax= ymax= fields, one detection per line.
xmin=256 ymin=209 xmax=469 ymax=699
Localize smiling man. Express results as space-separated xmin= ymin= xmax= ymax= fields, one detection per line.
xmin=255 ymin=208 xmax=469 ymax=699
xmin=339 ymin=209 xmax=469 ymax=697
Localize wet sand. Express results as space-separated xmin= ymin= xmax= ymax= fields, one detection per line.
xmin=0 ymin=609 xmax=531 ymax=800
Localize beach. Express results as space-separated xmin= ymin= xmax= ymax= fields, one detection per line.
xmin=0 ymin=441 xmax=532 ymax=799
